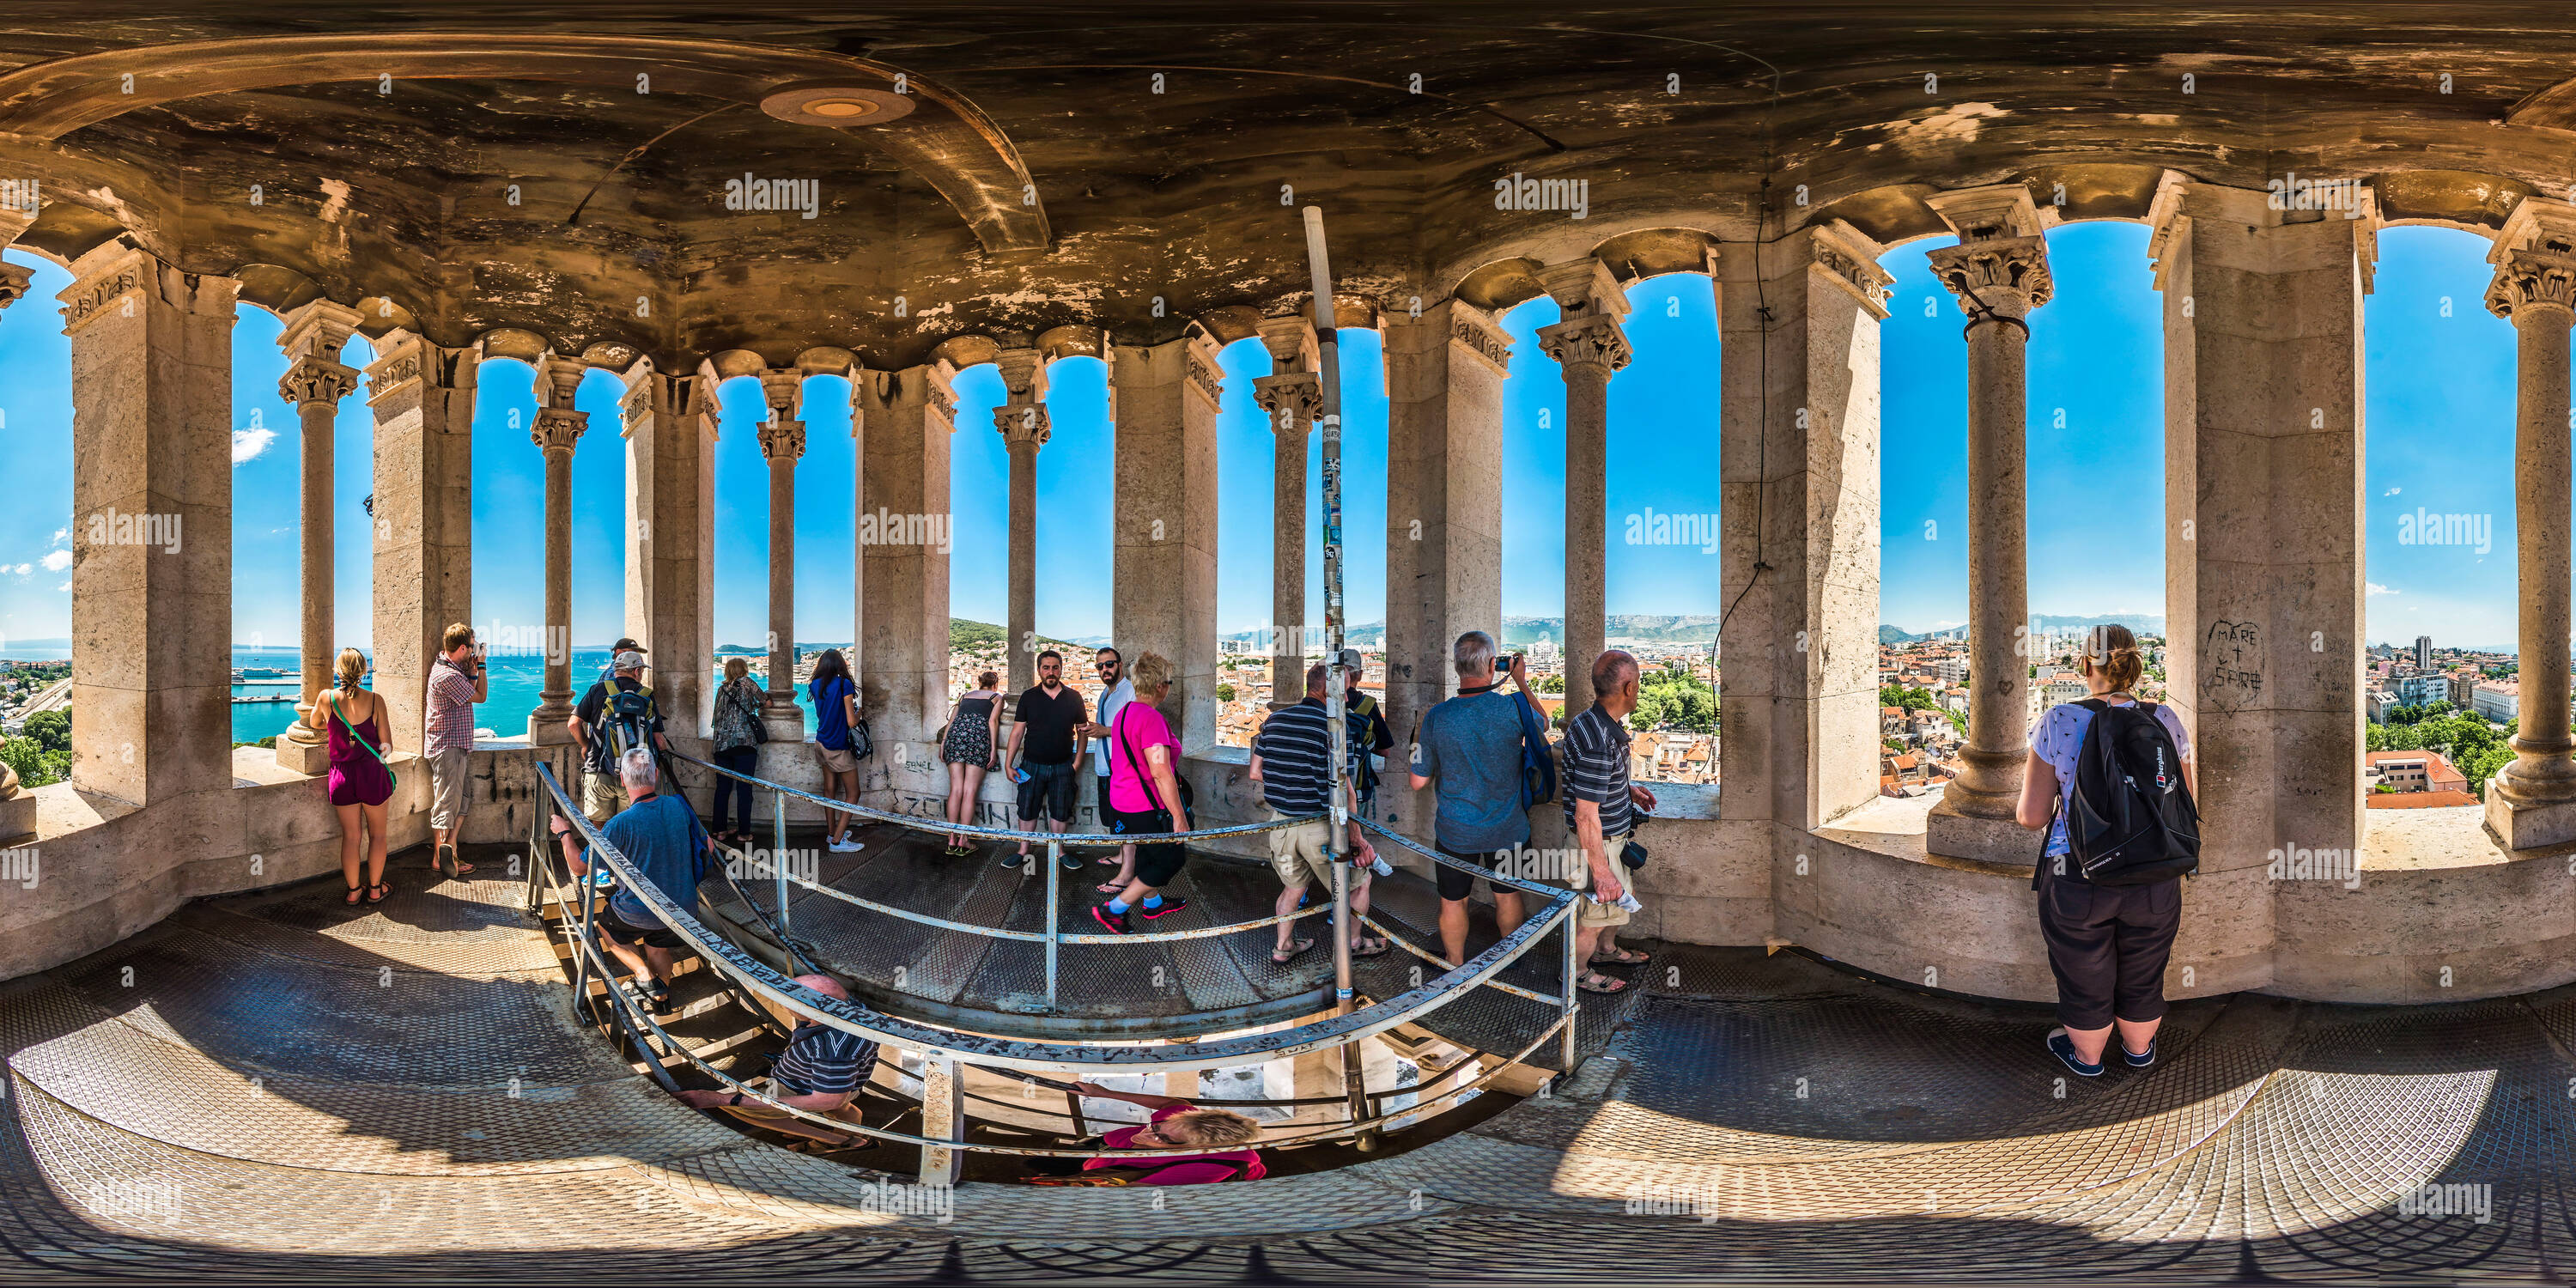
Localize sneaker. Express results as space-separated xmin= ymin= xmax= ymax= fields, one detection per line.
xmin=2045 ymin=1027 xmax=2104 ymax=1078
xmin=1090 ymin=903 xmax=1131 ymax=934
xmin=2121 ymin=1037 xmax=2156 ymax=1069
xmin=1059 ymin=854 xmax=1082 ymax=872
xmin=828 ymin=835 xmax=865 ymax=854
xmin=1000 ymin=853 xmax=1025 ymax=870
xmin=1138 ymin=896 xmax=1189 ymax=920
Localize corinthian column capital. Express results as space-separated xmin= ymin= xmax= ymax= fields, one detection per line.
xmin=1537 ymin=311 xmax=1632 ymax=374
xmin=279 ymin=355 xmax=360 ymax=407
xmin=0 ymin=260 xmax=33 ymax=317
xmin=1924 ymin=183 xmax=2053 ymax=322
xmin=532 ymin=407 xmax=586 ymax=454
xmin=1251 ymin=371 xmax=1324 ymax=431
xmin=994 ymin=402 xmax=1051 ymax=450
xmin=2488 ymin=199 xmax=2576 ymax=322
xmin=758 ymin=417 xmax=807 ymax=462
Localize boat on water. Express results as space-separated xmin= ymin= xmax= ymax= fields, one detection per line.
xmin=232 ymin=666 xmax=290 ymax=681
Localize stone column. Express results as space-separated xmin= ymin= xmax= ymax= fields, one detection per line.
xmin=1922 ymin=185 xmax=2053 ymax=864
xmin=2149 ymin=172 xmax=2373 ymax=996
xmin=623 ymin=362 xmax=717 ymax=739
xmin=526 ymin=355 xmax=588 ymax=746
xmin=993 ymin=345 xmax=1050 ymax=696
xmin=2483 ymin=199 xmax=2576 ymax=847
xmin=1253 ymin=313 xmax=1322 ymax=708
xmin=271 ymin=300 xmax=362 ymax=775
xmin=1109 ymin=333 xmax=1223 ymax=746
xmin=366 ymin=331 xmax=478 ymax=758
xmin=856 ymin=363 xmax=957 ymax=803
xmin=1536 ymin=259 xmax=1633 ymax=720
xmin=58 ymin=242 xmax=240 ymax=806
xmin=758 ymin=369 xmax=808 ymax=735
xmin=1718 ymin=220 xmax=1890 ymax=837
xmin=1382 ymin=301 xmax=1510 ymax=837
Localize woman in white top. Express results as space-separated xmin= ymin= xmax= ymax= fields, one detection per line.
xmin=2014 ymin=624 xmax=2196 ymax=1079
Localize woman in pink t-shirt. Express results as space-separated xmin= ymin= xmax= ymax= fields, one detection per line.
xmin=1064 ymin=1080 xmax=1264 ymax=1185
xmin=1092 ymin=652 xmax=1194 ymax=934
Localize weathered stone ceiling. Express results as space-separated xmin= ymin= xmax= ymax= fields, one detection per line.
xmin=2 ymin=3 xmax=2574 ymax=369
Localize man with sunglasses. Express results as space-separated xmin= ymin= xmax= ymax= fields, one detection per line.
xmin=1081 ymin=647 xmax=1138 ymax=892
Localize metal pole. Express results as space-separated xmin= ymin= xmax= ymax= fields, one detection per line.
xmin=1304 ymin=204 xmax=1370 ymax=1144
xmin=774 ymin=782 xmax=791 ymax=939
xmin=1561 ymin=903 xmax=1579 ymax=1075
xmin=1045 ymin=836 xmax=1061 ymax=1012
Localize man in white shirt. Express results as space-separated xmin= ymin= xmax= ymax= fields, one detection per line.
xmin=1083 ymin=646 xmax=1138 ymax=894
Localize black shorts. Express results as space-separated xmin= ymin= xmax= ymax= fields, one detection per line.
xmin=2035 ymin=866 xmax=2182 ymax=1030
xmin=1434 ymin=842 xmax=1505 ymax=902
xmin=1018 ymin=761 xmax=1078 ymax=823
xmin=598 ymin=908 xmax=685 ymax=951
xmin=1110 ymin=807 xmax=1190 ymax=887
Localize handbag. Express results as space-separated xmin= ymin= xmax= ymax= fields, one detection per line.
xmin=1114 ymin=704 xmax=1193 ymax=827
xmin=734 ymin=682 xmax=769 ymax=744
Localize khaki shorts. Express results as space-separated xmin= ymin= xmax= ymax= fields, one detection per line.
xmin=815 ymin=743 xmax=860 ymax=775
xmin=1266 ymin=811 xmax=1339 ymax=889
xmin=428 ymin=748 xmax=471 ymax=829
xmin=584 ymin=771 xmax=625 ymax=823
xmin=1552 ymin=835 xmax=1633 ymax=930
xmin=710 ymin=1077 xmax=866 ymax=1140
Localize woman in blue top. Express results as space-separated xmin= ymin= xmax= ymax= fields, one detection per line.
xmin=808 ymin=649 xmax=864 ymax=854
xmin=2014 ymin=624 xmax=2195 ymax=1079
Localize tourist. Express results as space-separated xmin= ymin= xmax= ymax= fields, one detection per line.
xmin=1249 ymin=662 xmax=1388 ymax=965
xmin=1561 ymin=649 xmax=1656 ymax=995
xmin=2016 ymin=623 xmax=2196 ymax=1078
xmin=424 ymin=623 xmax=485 ymax=878
xmin=1043 ymin=1080 xmax=1264 ymax=1185
xmin=808 ymin=648 xmax=865 ymax=854
xmin=1092 ymin=652 xmax=1191 ymax=933
xmin=1004 ymin=649 xmax=1086 ymax=872
xmin=1409 ymin=631 xmax=1544 ymax=968
xmin=708 ymin=656 xmax=764 ymax=845
xmin=1337 ymin=647 xmax=1396 ymax=810
xmin=571 ymin=649 xmax=669 ymax=825
xmin=548 ymin=747 xmax=713 ymax=1014
xmin=304 ymin=647 xmax=392 ymax=904
xmin=678 ymin=974 xmax=880 ymax=1154
xmin=941 ymin=670 xmax=1005 ymax=854
xmin=1082 ymin=647 xmax=1138 ymax=891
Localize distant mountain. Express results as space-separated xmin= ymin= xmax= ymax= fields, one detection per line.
xmin=1502 ymin=615 xmax=1720 ymax=647
xmin=1881 ymin=615 xmax=2164 ymax=643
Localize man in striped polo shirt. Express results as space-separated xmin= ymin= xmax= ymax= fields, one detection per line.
xmin=1561 ymin=649 xmax=1657 ymax=993
xmin=681 ymin=975 xmax=881 ymax=1153
xmin=1248 ymin=663 xmax=1386 ymax=966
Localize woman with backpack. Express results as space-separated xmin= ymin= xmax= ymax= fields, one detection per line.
xmin=708 ymin=656 xmax=765 ymax=845
xmin=2015 ymin=623 xmax=2198 ymax=1078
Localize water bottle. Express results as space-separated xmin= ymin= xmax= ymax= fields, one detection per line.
xmin=1369 ymin=853 xmax=1394 ymax=878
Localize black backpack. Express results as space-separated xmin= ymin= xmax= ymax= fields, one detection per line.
xmin=2058 ymin=699 xmax=2199 ymax=885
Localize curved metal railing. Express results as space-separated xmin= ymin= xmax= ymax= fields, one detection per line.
xmin=528 ymin=759 xmax=1582 ymax=1180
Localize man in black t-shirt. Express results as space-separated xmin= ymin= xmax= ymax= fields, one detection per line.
xmin=571 ymin=650 xmax=670 ymax=823
xmin=1004 ymin=650 xmax=1088 ymax=870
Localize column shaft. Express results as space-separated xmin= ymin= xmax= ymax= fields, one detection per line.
xmin=368 ymin=335 xmax=477 ymax=757
xmin=533 ymin=443 xmax=575 ymax=738
xmin=295 ymin=398 xmax=334 ymax=731
xmin=1947 ymin=318 xmax=2032 ymax=821
xmin=857 ymin=364 xmax=957 ymax=805
xmin=1109 ymin=336 xmax=1223 ymax=745
xmin=1561 ymin=361 xmax=1610 ymax=717
xmin=766 ymin=451 xmax=801 ymax=726
xmin=2508 ymin=308 xmax=2576 ymax=780
xmin=1006 ymin=434 xmax=1039 ymax=694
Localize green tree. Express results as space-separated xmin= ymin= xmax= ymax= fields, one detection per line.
xmin=0 ymin=736 xmax=69 ymax=788
xmin=1215 ymin=683 xmax=1236 ymax=702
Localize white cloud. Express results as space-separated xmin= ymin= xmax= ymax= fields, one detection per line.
xmin=49 ymin=526 xmax=66 ymax=545
xmin=233 ymin=426 xmax=276 ymax=465
xmin=54 ymin=580 xmax=68 ymax=592
xmin=39 ymin=548 xmax=70 ymax=573
xmin=2366 ymin=582 xmax=2397 ymax=596
xmin=4 ymin=562 xmax=27 ymax=577
xmin=2384 ymin=486 xmax=2401 ymax=496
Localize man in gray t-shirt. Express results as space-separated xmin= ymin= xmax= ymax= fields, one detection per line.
xmin=1408 ymin=631 xmax=1544 ymax=968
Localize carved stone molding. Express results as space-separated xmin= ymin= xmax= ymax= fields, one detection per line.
xmin=58 ymin=263 xmax=142 ymax=334
xmin=759 ymin=368 xmax=805 ymax=421
xmin=0 ymin=261 xmax=33 ymax=315
xmin=1926 ymin=234 xmax=2054 ymax=321
xmin=2489 ymin=245 xmax=2576 ymax=320
xmin=1537 ymin=312 xmax=1632 ymax=374
xmin=1447 ymin=304 xmax=1514 ymax=374
xmin=758 ymin=417 xmax=807 ymax=462
xmin=278 ymin=355 xmax=360 ymax=407
xmin=532 ymin=407 xmax=587 ymax=454
xmin=994 ymin=403 xmax=1052 ymax=450
xmin=365 ymin=333 xmax=476 ymax=413
xmin=1807 ymin=222 xmax=1897 ymax=317
xmin=1251 ymin=371 xmax=1323 ymax=432
xmin=1184 ymin=342 xmax=1224 ymax=406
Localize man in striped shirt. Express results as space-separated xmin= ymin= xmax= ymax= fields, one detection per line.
xmin=1248 ymin=664 xmax=1385 ymax=966
xmin=424 ymin=623 xmax=486 ymax=878
xmin=1561 ymin=649 xmax=1656 ymax=993
xmin=680 ymin=975 xmax=880 ymax=1152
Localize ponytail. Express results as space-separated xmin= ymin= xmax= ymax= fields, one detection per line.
xmin=2087 ymin=625 xmax=2143 ymax=693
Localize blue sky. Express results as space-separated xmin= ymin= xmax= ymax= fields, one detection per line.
xmin=0 ymin=224 xmax=2535 ymax=652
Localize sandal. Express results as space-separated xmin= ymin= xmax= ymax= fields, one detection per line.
xmin=1349 ymin=936 xmax=1392 ymax=959
xmin=786 ymin=1134 xmax=875 ymax=1156
xmin=1096 ymin=880 xmax=1129 ymax=895
xmin=365 ymin=880 xmax=392 ymax=905
xmin=343 ymin=882 xmax=366 ymax=905
xmin=1577 ymin=971 xmax=1629 ymax=995
xmin=1272 ymin=938 xmax=1316 ymax=965
xmin=1589 ymin=947 xmax=1651 ymax=967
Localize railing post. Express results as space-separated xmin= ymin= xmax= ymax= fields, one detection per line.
xmin=919 ymin=1053 xmax=964 ymax=1185
xmin=1560 ymin=900 xmax=1578 ymax=1075
xmin=773 ymin=783 xmax=791 ymax=939
xmin=1044 ymin=837 xmax=1061 ymax=1012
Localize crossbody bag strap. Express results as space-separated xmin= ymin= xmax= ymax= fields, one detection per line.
xmin=329 ymin=692 xmax=399 ymax=788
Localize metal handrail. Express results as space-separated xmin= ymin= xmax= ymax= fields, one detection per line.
xmin=534 ymin=761 xmax=1573 ymax=1074
xmin=532 ymin=760 xmax=1583 ymax=1178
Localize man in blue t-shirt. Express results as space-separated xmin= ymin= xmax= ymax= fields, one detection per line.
xmin=1408 ymin=630 xmax=1546 ymax=968
xmin=550 ymin=746 xmax=712 ymax=1014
